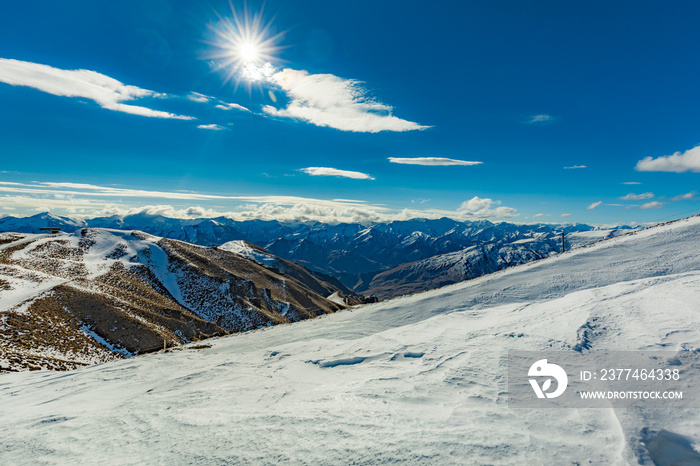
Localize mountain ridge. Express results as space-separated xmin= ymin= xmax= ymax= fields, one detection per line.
xmin=0 ymin=227 xmax=351 ymax=372
xmin=0 ymin=212 xmax=637 ymax=297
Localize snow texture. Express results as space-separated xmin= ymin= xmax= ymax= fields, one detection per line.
xmin=326 ymin=291 xmax=345 ymax=305
xmin=218 ymin=240 xmax=280 ymax=268
xmin=1 ymin=217 xmax=699 ymax=464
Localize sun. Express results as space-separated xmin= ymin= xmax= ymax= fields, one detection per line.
xmin=239 ymin=42 xmax=259 ymax=63
xmin=205 ymin=6 xmax=284 ymax=87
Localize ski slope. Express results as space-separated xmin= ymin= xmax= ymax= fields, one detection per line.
xmin=2 ymin=216 xmax=700 ymax=464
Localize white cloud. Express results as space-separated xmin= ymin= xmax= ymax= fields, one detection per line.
xmin=229 ymin=202 xmax=514 ymax=223
xmin=186 ymin=91 xmax=250 ymax=112
xmin=300 ymin=167 xmax=375 ymax=180
xmin=197 ymin=124 xmax=226 ymax=130
xmin=619 ymin=192 xmax=654 ymax=201
xmin=527 ymin=114 xmax=554 ymax=124
xmin=225 ymin=202 xmax=386 ymax=223
xmin=563 ymin=165 xmax=586 ymax=169
xmin=0 ymin=191 xmax=392 ymax=223
xmin=561 ymin=213 xmax=572 ymax=217
xmin=533 ymin=213 xmax=545 ymax=218
xmin=187 ymin=92 xmax=212 ymax=103
xmin=0 ymin=181 xmax=386 ymax=206
xmin=457 ymin=196 xmax=518 ymax=219
xmin=0 ymin=194 xmax=106 ymax=211
xmin=94 ymin=204 xmax=227 ymax=219
xmin=636 ymin=145 xmax=700 ymax=172
xmin=0 ymin=58 xmax=193 ymax=120
xmin=0 ymin=182 xmax=231 ymax=200
xmin=671 ymin=191 xmax=697 ymax=201
xmin=587 ymin=201 xmax=603 ymax=210
xmin=623 ymin=182 xmax=641 ymax=185
xmin=388 ymin=157 xmax=482 ymax=166
xmin=215 ymin=102 xmax=250 ymax=112
xmin=459 ymin=197 xmax=492 ymax=212
xmin=640 ymin=201 xmax=664 ymax=210
xmin=0 ymin=180 xmax=520 ymax=223
xmin=264 ymin=68 xmax=429 ymax=133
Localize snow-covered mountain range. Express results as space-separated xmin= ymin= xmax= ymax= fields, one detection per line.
xmin=0 ymin=212 xmax=636 ymax=297
xmin=362 ymin=229 xmax=634 ymax=298
xmin=1 ymin=216 xmax=698 ymax=464
xmin=0 ymin=228 xmax=352 ymax=372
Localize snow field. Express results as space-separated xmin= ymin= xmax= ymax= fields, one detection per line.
xmin=1 ymin=217 xmax=700 ymax=464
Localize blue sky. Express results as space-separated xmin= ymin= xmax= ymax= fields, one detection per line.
xmin=1 ymin=0 xmax=699 ymax=225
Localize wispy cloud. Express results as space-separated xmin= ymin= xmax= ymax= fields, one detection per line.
xmin=561 ymin=213 xmax=572 ymax=217
xmin=527 ymin=114 xmax=555 ymax=124
xmin=636 ymin=145 xmax=700 ymax=172
xmin=263 ymin=68 xmax=429 ymax=133
xmin=197 ymin=124 xmax=226 ymax=130
xmin=187 ymin=92 xmax=212 ymax=103
xmin=215 ymin=102 xmax=250 ymax=112
xmin=0 ymin=58 xmax=193 ymax=120
xmin=639 ymin=201 xmax=664 ymax=210
xmin=623 ymin=182 xmax=641 ymax=185
xmin=0 ymin=180 xmax=519 ymax=223
xmin=300 ymin=167 xmax=375 ymax=180
xmin=0 ymin=181 xmax=231 ymax=200
xmin=619 ymin=192 xmax=654 ymax=201
xmin=388 ymin=157 xmax=482 ymax=166
xmin=587 ymin=201 xmax=603 ymax=210
xmin=186 ymin=91 xmax=249 ymax=112
xmin=0 ymin=181 xmax=391 ymax=221
xmin=0 ymin=194 xmax=110 ymax=212
xmin=670 ymin=191 xmax=697 ymax=201
xmin=563 ymin=165 xmax=586 ymax=170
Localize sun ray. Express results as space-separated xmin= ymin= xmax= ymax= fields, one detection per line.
xmin=203 ymin=3 xmax=285 ymax=92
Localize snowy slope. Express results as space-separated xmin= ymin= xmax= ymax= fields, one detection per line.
xmin=0 ymin=228 xmax=346 ymax=372
xmin=1 ymin=217 xmax=699 ymax=464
